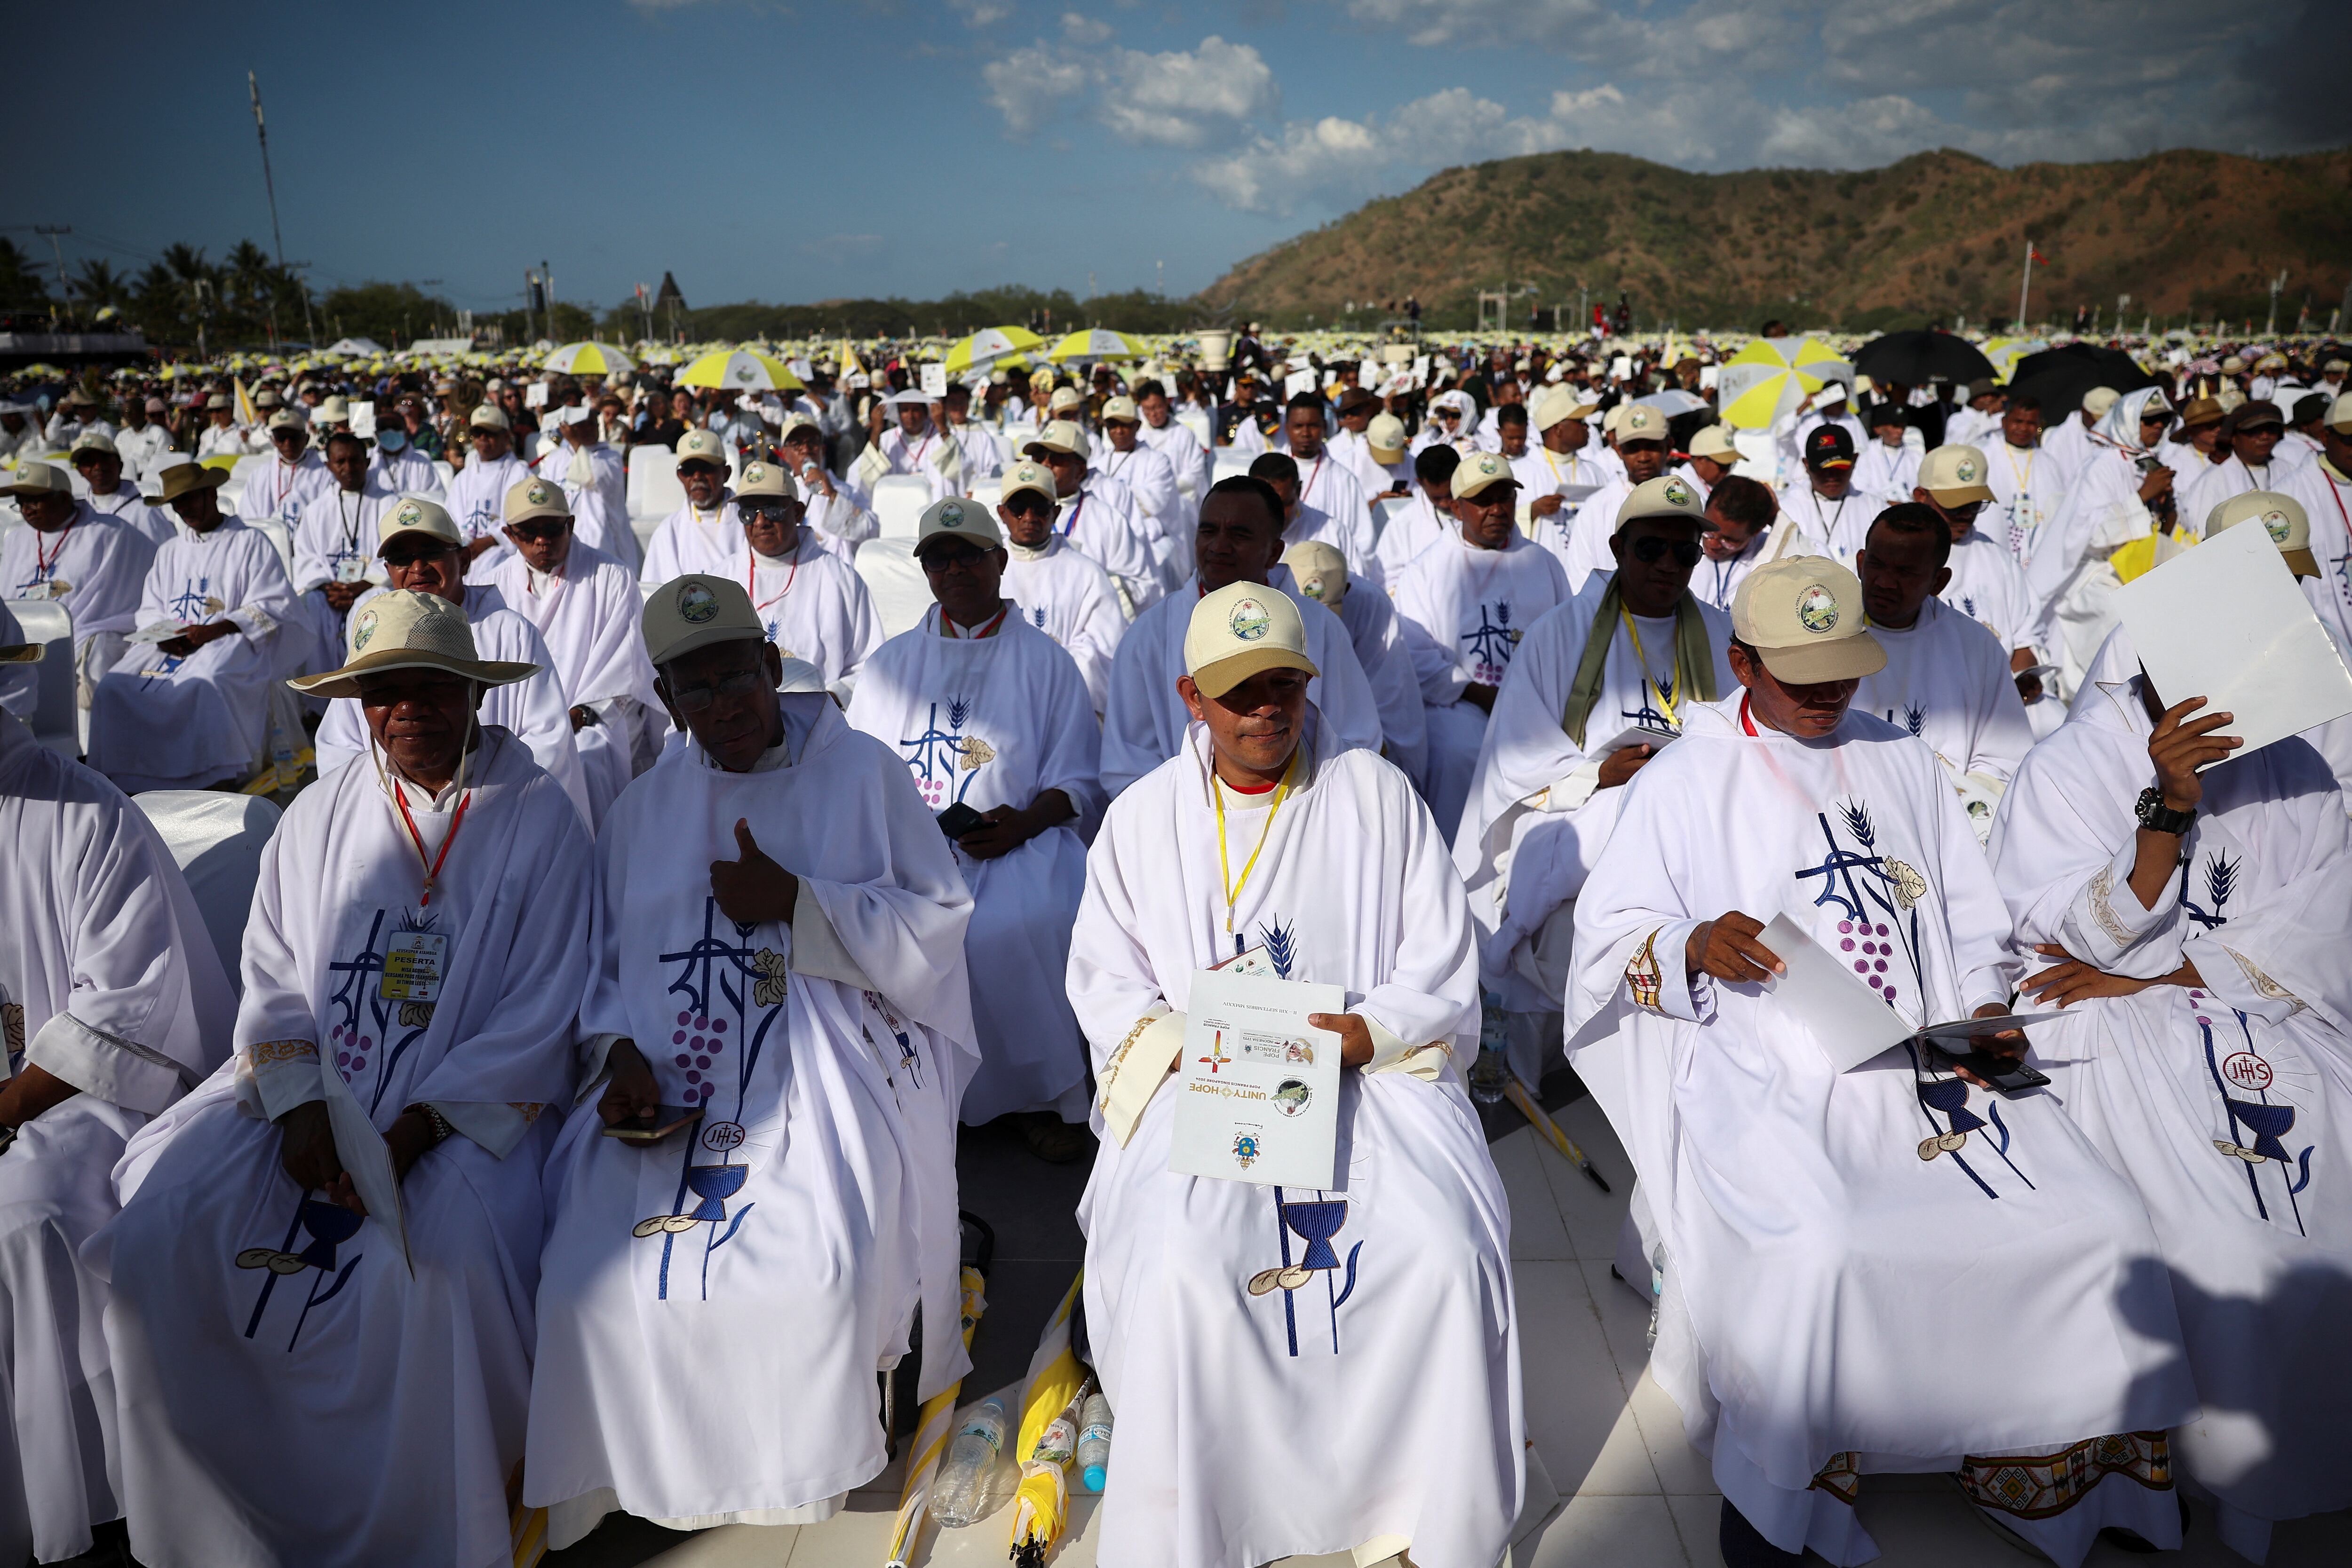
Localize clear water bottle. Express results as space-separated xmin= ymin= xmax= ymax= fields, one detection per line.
xmin=1470 ymin=990 xmax=1510 ymax=1104
xmin=1645 ymin=1243 xmax=1667 ymax=1355
xmin=929 ymin=1395 xmax=1009 ymax=1528
xmin=1075 ymin=1393 xmax=1113 ymax=1492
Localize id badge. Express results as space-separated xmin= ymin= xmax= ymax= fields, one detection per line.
xmin=28 ymin=579 xmax=65 ymax=601
xmin=336 ymin=558 xmax=367 ymax=583
xmin=381 ymin=930 xmax=448 ymax=1003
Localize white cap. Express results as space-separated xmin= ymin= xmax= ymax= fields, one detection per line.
xmin=913 ymin=495 xmax=1002 ymax=553
xmin=1032 ymin=420 xmax=1090 ymax=458
xmin=1184 ymin=581 xmax=1319 ymax=700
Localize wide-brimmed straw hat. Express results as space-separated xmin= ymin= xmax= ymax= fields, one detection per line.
xmin=287 ymin=589 xmax=538 ymax=700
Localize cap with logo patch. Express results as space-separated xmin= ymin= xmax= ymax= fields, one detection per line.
xmin=1803 ymin=425 xmax=1856 ymax=469
xmin=1184 ymin=579 xmax=1319 ymax=700
xmin=1451 ymin=451 xmax=1518 ymax=502
xmin=70 ymin=428 xmax=118 ymax=458
xmin=2206 ymin=490 xmax=2317 ymax=578
xmin=1682 ymin=425 xmax=1739 ymax=462
xmin=1613 ymin=404 xmax=1669 ymax=446
xmin=288 ymin=589 xmax=538 ymax=700
xmin=734 ymin=458 xmax=795 ymax=499
xmin=642 ymin=573 xmax=763 ymax=666
xmin=1281 ymin=539 xmax=1349 ymax=610
xmin=377 ymin=495 xmax=463 ymax=552
xmin=1030 ymin=420 xmax=1090 ymax=459
xmin=913 ymin=495 xmax=1003 ymax=554
xmin=1919 ymin=444 xmax=1995 ymax=506
xmin=468 ymin=402 xmax=510 ymax=431
xmin=1100 ymin=396 xmax=1140 ymax=424
xmin=675 ymin=428 xmax=728 ymax=469
xmin=1614 ymin=474 xmax=1709 ymax=534
xmin=1730 ymin=556 xmax=1886 ymax=684
xmin=1367 ymin=413 xmax=1408 ymax=464
xmin=503 ymin=477 xmax=571 ymax=526
xmin=1000 ymin=460 xmax=1058 ymax=510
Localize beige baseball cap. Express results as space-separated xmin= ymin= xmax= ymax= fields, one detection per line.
xmin=1048 ymin=387 xmax=1085 ymax=415
xmin=914 ymin=495 xmax=1003 ymax=554
xmin=318 ymin=395 xmax=351 ymax=423
xmin=778 ymin=412 xmax=821 ymax=443
xmin=504 ymin=476 xmax=570 ymax=527
xmin=1 ymin=461 xmax=72 ymax=499
xmin=675 ymin=428 xmax=728 ymax=469
xmin=2207 ymin=490 xmax=2318 ymax=578
xmin=1452 ymin=450 xmax=1517 ymax=502
xmin=1185 ymin=580 xmax=1319 ymax=700
xmin=468 ymin=402 xmax=510 ymax=431
xmin=1683 ymin=425 xmax=1739 ymax=462
xmin=2082 ymin=387 xmax=2121 ymax=419
xmin=1367 ymin=412 xmax=1407 ymax=464
xmin=68 ymin=428 xmax=118 ymax=460
xmin=288 ymin=589 xmax=538 ymax=699
xmin=1730 ymin=556 xmax=1886 ymax=684
xmin=1100 ymin=396 xmax=1140 ymax=424
xmin=1614 ymin=474 xmax=1708 ymax=533
xmin=1282 ymin=539 xmax=1348 ymax=610
xmin=642 ymin=574 xmax=763 ymax=666
xmin=734 ymin=457 xmax=794 ymax=499
xmin=1613 ymin=403 xmax=1669 ymax=445
xmin=1000 ymin=459 xmax=1058 ymax=509
xmin=267 ymin=408 xmax=307 ymax=433
xmin=1533 ymin=385 xmax=1598 ymax=432
xmin=205 ymin=392 xmax=231 ymax=410
xmin=378 ymin=495 xmax=463 ymax=552
xmin=1032 ymin=420 xmax=1090 ymax=458
xmin=2221 ymin=355 xmax=2246 ymax=374
xmin=1919 ymin=444 xmax=1995 ymax=506
xmin=2328 ymin=392 xmax=2352 ymax=433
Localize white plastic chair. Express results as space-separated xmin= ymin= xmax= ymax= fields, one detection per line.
xmin=432 ymin=459 xmax=456 ymax=492
xmin=968 ymin=478 xmax=1003 ymax=512
xmin=629 ymin=444 xmax=684 ymax=522
xmin=134 ymin=790 xmax=282 ymax=993
xmin=1211 ymin=448 xmax=1252 ymax=483
xmin=854 ymin=538 xmax=936 ymax=640
xmin=1372 ymin=495 xmax=1413 ymax=543
xmin=871 ymin=475 xmax=931 ymax=541
xmin=1000 ymin=425 xmax=1040 ymax=459
xmin=7 ymin=599 xmax=77 ymax=757
xmin=246 ymin=516 xmax=296 ymax=575
xmin=1175 ymin=409 xmax=1213 ymax=451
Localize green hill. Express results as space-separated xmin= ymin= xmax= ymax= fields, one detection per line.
xmin=1200 ymin=146 xmax=2352 ymax=335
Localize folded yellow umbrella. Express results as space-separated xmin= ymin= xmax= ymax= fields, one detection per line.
xmin=883 ymin=1265 xmax=991 ymax=1568
xmin=1009 ymin=1271 xmax=1087 ymax=1568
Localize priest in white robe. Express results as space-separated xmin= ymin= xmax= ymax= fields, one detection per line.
xmin=1068 ymin=579 xmax=1522 ymax=1568
xmin=488 ymin=476 xmax=664 ymax=823
xmin=87 ymin=466 xmax=299 ymax=794
xmin=1453 ymin=478 xmax=1732 ymax=1080
xmin=2032 ymin=389 xmax=2179 ymax=693
xmin=525 ymin=574 xmax=975 ymax=1543
xmin=1281 ymin=539 xmax=1427 ymax=792
xmin=240 ymin=412 xmax=334 ymax=535
xmin=1851 ymin=504 xmax=2034 ymax=837
xmin=1551 ymin=404 xmax=1671 ymax=592
xmin=2278 ymin=391 xmax=2352 ymax=649
xmin=855 ymin=391 xmax=965 ymax=504
xmin=1101 ymin=477 xmax=1382 ymax=796
xmin=2178 ymin=402 xmax=2294 ymax=530
xmin=1689 ymin=475 xmax=1799 ymax=612
xmin=311 ymin=497 xmax=592 ymax=824
xmin=90 ymin=590 xmax=595 ymax=1568
xmin=289 ymin=433 xmax=398 ymax=675
xmin=1279 ymin=395 xmax=1373 ymax=534
xmin=1100 ymin=396 xmax=1188 ymax=573
xmin=1512 ymin=387 xmax=1605 ymax=570
xmin=1253 ymin=451 xmax=1378 ymax=586
xmin=847 ymin=499 xmax=1106 ymax=1150
xmin=1981 ymin=396 xmax=2072 ymax=580
xmin=0 ymin=679 xmax=233 ymax=1566
xmin=777 ymin=415 xmax=880 ymax=563
xmin=1910 ymin=446 xmax=2047 ymax=697
xmin=1569 ymin=556 xmax=2195 ymax=1568
xmin=1372 ymin=447 xmax=1460 ymax=586
xmin=1134 ymin=378 xmax=1212 ymax=503
xmin=365 ymin=416 xmax=437 ymax=496
xmin=532 ymin=404 xmax=637 ymax=575
xmin=1992 ymin=646 xmax=2352 ymax=1565
xmin=66 ymin=432 xmax=175 ymax=547
xmin=638 ymin=428 xmax=746 ymax=585
xmin=2 ymin=461 xmax=156 ymax=708
xmin=997 ymin=459 xmax=1128 ymax=712
xmin=722 ymin=457 xmax=883 ymax=696
xmin=1024 ymin=421 xmax=1167 ymax=607
xmin=1389 ymin=451 xmax=1571 ymax=837
xmin=1773 ymin=423 xmax=1871 ymax=566
xmin=444 ymin=403 xmax=531 ymax=575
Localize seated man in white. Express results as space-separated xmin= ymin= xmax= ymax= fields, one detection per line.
xmin=0 ymin=638 xmax=232 ymax=1566
xmin=289 ymin=431 xmax=397 ymax=673
xmin=526 ymin=575 xmax=975 ymax=1545
xmin=1569 ymin=556 xmax=2194 ymax=1568
xmin=856 ymin=388 xmax=965 ymax=503
xmin=1992 ymin=502 xmax=2352 ymax=1565
xmin=313 ymin=497 xmax=592 ymax=823
xmin=1850 ymin=502 xmax=2035 ymax=839
xmin=1 ymin=460 xmax=156 ymax=712
xmin=848 ymin=499 xmax=1104 ymax=1160
xmin=1025 ymin=420 xmax=1166 ymax=607
xmin=1101 ymin=476 xmax=1382 ymax=796
xmin=1510 ymin=385 xmax=1605 ymax=569
xmin=487 ymin=476 xmax=664 ymax=823
xmin=776 ymin=413 xmax=879 ymax=562
xmin=1389 ymin=451 xmax=1571 ymax=837
xmin=91 ymin=591 xmax=596 ymax=1568
xmin=1068 ymin=581 xmax=1522 ymax=1568
xmin=724 ymin=457 xmax=882 ymax=697
xmin=1910 ymin=444 xmax=2051 ymax=715
xmin=1552 ymin=401 xmax=1672 ymax=591
xmin=639 ymin=428 xmax=745 ymax=584
xmin=1098 ymin=394 xmax=1187 ymax=578
xmin=444 ymin=402 xmax=530 ymax=574
xmin=88 ymin=462 xmax=299 ymax=793
xmin=1281 ymin=539 xmax=1427 ymax=793
xmin=995 ymin=459 xmax=1128 ymax=713
xmin=1250 ymin=450 xmax=1375 ymax=584
xmin=67 ymin=429 xmax=174 ymax=546
xmin=531 ymin=402 xmax=638 ymax=575
xmin=1454 ymin=474 xmax=1732 ymax=1084
xmin=1371 ymin=444 xmax=1461 ymax=586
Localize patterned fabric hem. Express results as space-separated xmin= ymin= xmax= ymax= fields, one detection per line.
xmin=2087 ymin=865 xmax=2137 ymax=950
xmin=1959 ymin=1431 xmax=2172 ymax=1520
xmin=1096 ymin=1012 xmax=1159 ymax=1110
xmin=1626 ymin=928 xmax=1664 ymax=1013
xmin=1811 ymin=1451 xmax=1860 ymax=1506
xmin=2220 ymin=944 xmax=2302 ymax=1012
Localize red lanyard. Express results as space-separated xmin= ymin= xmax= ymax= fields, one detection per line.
xmin=750 ymin=549 xmax=799 ymax=611
xmin=940 ymin=604 xmax=1009 ymax=639
xmin=392 ymin=784 xmax=472 ymax=906
xmin=34 ymin=515 xmax=74 ymax=575
xmin=1739 ymin=690 xmax=1758 ymax=736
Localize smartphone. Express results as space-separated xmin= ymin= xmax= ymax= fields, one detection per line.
xmin=1931 ymin=1045 xmax=2051 ymax=1098
xmin=601 ymin=1106 xmax=703 ymax=1142
xmin=936 ymin=801 xmax=987 ymax=839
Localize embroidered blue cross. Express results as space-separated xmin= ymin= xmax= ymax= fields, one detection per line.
xmin=1620 ymin=672 xmax=1677 ymax=730
xmin=168 ymin=576 xmax=212 ymax=622
xmin=899 ymin=698 xmax=969 ymax=785
xmin=660 ymin=896 xmax=762 ymax=1020
xmin=1795 ymin=808 xmax=1886 ymax=924
xmin=1463 ymin=601 xmax=1516 ymax=671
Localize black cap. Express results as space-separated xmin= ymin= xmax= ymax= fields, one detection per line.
xmin=1804 ymin=424 xmax=1856 ymax=469
xmin=1863 ymin=402 xmax=1908 ymax=430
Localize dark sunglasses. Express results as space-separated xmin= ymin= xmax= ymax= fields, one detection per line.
xmin=1629 ymin=536 xmax=1701 ymax=568
xmin=737 ymin=501 xmax=796 ymax=523
xmin=505 ymin=523 xmax=568 ymax=543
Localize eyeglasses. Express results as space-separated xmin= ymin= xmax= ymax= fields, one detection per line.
xmin=667 ymin=668 xmax=765 ymax=712
xmin=919 ymin=546 xmax=990 ymax=573
xmin=381 ymin=546 xmax=456 ymax=570
xmin=505 ymin=523 xmax=567 ymax=543
xmin=1002 ymin=496 xmax=1055 ymax=517
xmin=737 ymin=502 xmax=796 ymax=523
xmin=1629 ymin=536 xmax=1702 ymax=567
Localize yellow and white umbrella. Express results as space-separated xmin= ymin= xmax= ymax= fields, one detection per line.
xmin=678 ymin=347 xmax=804 ymax=392
xmin=1007 ymin=1272 xmax=1088 ymax=1568
xmin=541 ymin=341 xmax=637 ymax=376
xmin=1046 ymin=328 xmax=1145 ymax=363
xmin=1714 ymin=336 xmax=1853 ymax=430
xmin=881 ymin=1265 xmax=991 ymax=1568
xmin=943 ymin=327 xmax=1043 ymax=376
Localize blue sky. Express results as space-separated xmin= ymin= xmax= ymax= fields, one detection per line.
xmin=9 ymin=0 xmax=2339 ymax=317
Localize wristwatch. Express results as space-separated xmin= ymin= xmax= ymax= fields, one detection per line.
xmin=2135 ymin=787 xmax=2196 ymax=836
xmin=404 ymin=1101 xmax=454 ymax=1147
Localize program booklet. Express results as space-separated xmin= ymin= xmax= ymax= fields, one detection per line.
xmin=1169 ymin=966 xmax=1344 ymax=1188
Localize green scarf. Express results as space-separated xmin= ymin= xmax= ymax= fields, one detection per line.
xmin=1561 ymin=579 xmax=1718 ymax=747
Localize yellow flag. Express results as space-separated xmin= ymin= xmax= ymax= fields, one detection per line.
xmin=233 ymin=376 xmax=259 ymax=429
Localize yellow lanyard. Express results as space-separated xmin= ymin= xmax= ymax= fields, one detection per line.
xmin=1620 ymin=607 xmax=1685 ymax=728
xmin=1212 ymin=753 xmax=1297 ymax=933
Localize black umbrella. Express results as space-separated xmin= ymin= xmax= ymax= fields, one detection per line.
xmin=1851 ymin=330 xmax=1996 ymax=389
xmin=2007 ymin=343 xmax=2161 ymax=419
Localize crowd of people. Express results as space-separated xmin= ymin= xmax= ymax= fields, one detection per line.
xmin=0 ymin=325 xmax=2349 ymax=1568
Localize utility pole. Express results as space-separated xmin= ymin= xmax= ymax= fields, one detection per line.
xmin=246 ymin=73 xmax=316 ymax=344
xmin=542 ymin=259 xmax=556 ymax=336
xmin=2016 ymin=239 xmax=2036 ymax=332
xmin=2265 ymin=269 xmax=2288 ymax=336
xmin=32 ymin=225 xmax=69 ymax=299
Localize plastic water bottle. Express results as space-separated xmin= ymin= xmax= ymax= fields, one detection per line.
xmin=1075 ymin=1394 xmax=1113 ymax=1492
xmin=929 ymin=1396 xmax=1009 ymax=1528
xmin=1470 ymin=991 xmax=1510 ymax=1104
xmin=1645 ymin=1243 xmax=1667 ymax=1355
xmin=1028 ymin=1410 xmax=1077 ymax=1465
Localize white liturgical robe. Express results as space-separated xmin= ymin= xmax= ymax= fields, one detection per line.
xmin=488 ymin=542 xmax=664 ymax=824
xmin=238 ymin=451 xmax=333 ymax=533
xmin=640 ymin=492 xmax=746 ymax=586
xmin=443 ymin=450 xmax=530 ymax=571
xmin=526 ymin=696 xmax=975 ymax=1541
xmin=1568 ymin=695 xmax=2195 ymax=1566
xmin=1850 ymin=595 xmax=2033 ymax=829
xmin=0 ymin=715 xmax=232 ymax=1565
xmin=848 ymin=610 xmax=1105 ymax=1123
xmin=1001 ymin=537 xmax=1128 ymax=712
xmin=90 ymin=728 xmax=595 ymax=1568
xmin=1068 ymin=730 xmax=1521 ymax=1568
xmin=1982 ymin=439 xmax=2070 ymax=579
xmin=722 ymin=529 xmax=884 ymax=694
xmin=2 ymin=505 xmax=157 ymax=679
xmin=1992 ymin=675 xmax=2352 ymax=1551
xmin=289 ymin=482 xmax=396 ymax=671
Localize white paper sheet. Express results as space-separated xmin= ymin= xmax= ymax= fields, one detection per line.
xmin=1758 ymin=914 xmax=1907 ymax=1072
xmin=1589 ymin=721 xmax=1681 ymax=756
xmin=1170 ymin=968 xmax=1343 ymax=1188
xmin=2114 ymin=523 xmax=2352 ymax=762
xmin=320 ymin=1066 xmax=413 ymax=1273
xmin=919 ymin=363 xmax=948 ymax=397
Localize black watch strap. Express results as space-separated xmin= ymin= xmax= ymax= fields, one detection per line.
xmin=2135 ymin=787 xmax=2196 ymax=836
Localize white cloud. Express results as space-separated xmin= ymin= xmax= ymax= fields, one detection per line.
xmin=984 ymin=45 xmax=1096 ymax=137
xmin=983 ymin=32 xmax=1279 ymax=149
xmin=1193 ymin=87 xmax=1572 ymax=213
xmin=953 ymin=0 xmax=1015 ymax=24
xmin=1061 ymin=10 xmax=1114 ymax=42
